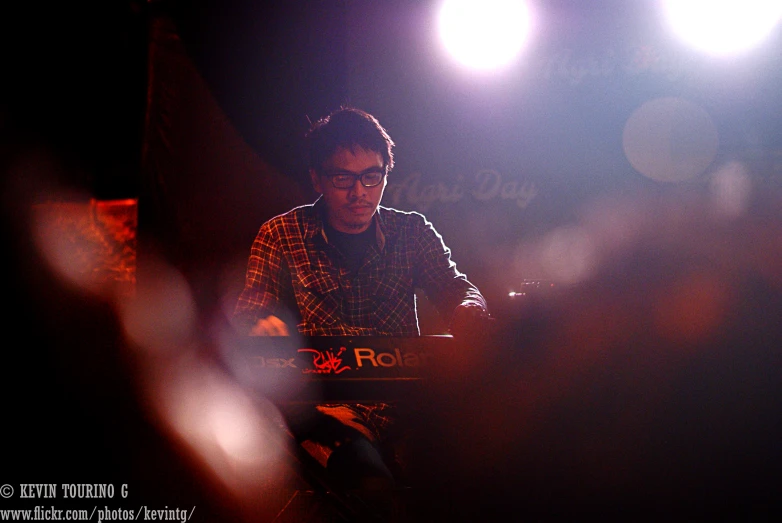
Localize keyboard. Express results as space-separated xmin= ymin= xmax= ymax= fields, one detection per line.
xmin=227 ymin=335 xmax=456 ymax=402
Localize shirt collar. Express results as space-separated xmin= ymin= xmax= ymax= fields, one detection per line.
xmin=310 ymin=196 xmax=386 ymax=250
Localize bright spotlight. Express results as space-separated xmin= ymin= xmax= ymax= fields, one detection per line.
xmin=438 ymin=0 xmax=532 ymax=70
xmin=663 ymin=0 xmax=782 ymax=56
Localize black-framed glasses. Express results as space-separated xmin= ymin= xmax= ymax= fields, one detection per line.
xmin=321 ymin=168 xmax=387 ymax=189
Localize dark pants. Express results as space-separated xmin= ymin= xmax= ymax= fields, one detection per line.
xmin=281 ymin=402 xmax=401 ymax=514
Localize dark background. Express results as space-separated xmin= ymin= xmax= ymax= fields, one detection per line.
xmin=6 ymin=0 xmax=782 ymax=197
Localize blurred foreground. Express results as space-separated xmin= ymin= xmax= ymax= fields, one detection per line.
xmin=5 ymin=179 xmax=782 ymax=521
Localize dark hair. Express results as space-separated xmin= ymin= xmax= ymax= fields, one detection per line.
xmin=305 ymin=106 xmax=395 ymax=173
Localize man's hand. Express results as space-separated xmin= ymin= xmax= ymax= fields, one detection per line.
xmin=450 ymin=302 xmax=490 ymax=338
xmin=249 ymin=314 xmax=290 ymax=336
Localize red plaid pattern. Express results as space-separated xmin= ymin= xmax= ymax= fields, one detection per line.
xmin=234 ymin=197 xmax=486 ymax=336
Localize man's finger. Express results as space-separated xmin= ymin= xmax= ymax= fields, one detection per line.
xmin=249 ymin=315 xmax=290 ymax=336
xmin=265 ymin=315 xmax=290 ymax=336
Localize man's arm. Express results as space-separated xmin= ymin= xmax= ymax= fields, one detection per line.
xmin=413 ymin=216 xmax=490 ymax=334
xmin=233 ymin=223 xmax=296 ymax=335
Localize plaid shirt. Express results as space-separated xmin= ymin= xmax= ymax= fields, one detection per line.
xmin=233 ymin=197 xmax=487 ymax=336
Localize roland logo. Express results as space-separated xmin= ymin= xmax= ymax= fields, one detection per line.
xmin=353 ymin=347 xmax=432 ymax=368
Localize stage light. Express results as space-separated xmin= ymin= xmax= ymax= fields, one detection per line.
xmin=437 ymin=0 xmax=532 ymax=70
xmin=662 ymin=0 xmax=782 ymax=56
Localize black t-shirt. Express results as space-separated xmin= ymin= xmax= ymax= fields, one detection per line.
xmin=324 ymin=220 xmax=376 ymax=274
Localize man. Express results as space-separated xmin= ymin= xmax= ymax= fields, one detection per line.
xmin=232 ymin=106 xmax=490 ymax=519
xmin=233 ymin=105 xmax=489 ymax=337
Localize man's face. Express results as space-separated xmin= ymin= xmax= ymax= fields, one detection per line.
xmin=310 ymin=146 xmax=387 ymax=233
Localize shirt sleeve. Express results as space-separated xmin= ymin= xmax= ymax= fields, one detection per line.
xmin=413 ymin=214 xmax=488 ymax=323
xmin=232 ymin=221 xmax=292 ymax=333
